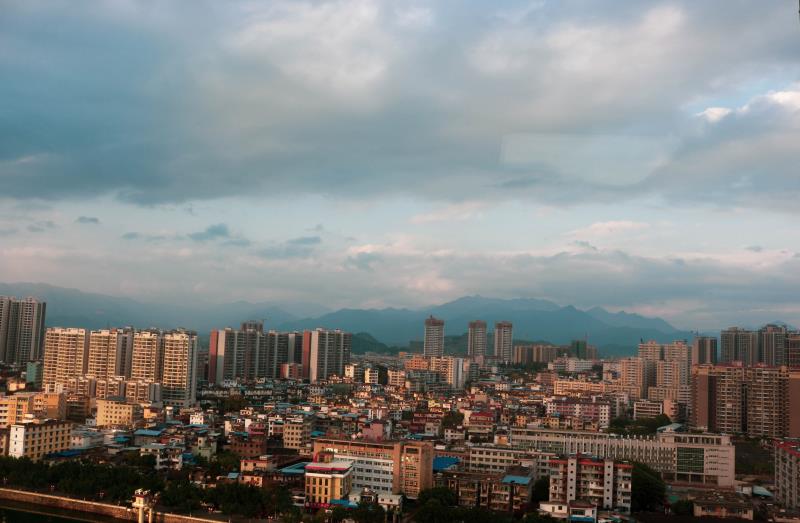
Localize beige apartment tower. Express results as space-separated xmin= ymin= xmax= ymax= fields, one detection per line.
xmin=43 ymin=328 xmax=88 ymax=390
xmin=467 ymin=320 xmax=487 ymax=358
xmin=130 ymin=330 xmax=163 ymax=383
xmin=87 ymin=328 xmax=133 ymax=380
xmin=494 ymin=321 xmax=513 ymax=363
xmin=161 ymin=331 xmax=198 ymax=408
xmin=423 ymin=316 xmax=445 ymax=357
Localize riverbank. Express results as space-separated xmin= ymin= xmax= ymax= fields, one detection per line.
xmin=0 ymin=488 xmax=220 ymax=523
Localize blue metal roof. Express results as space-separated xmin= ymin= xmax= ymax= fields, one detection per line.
xmin=433 ymin=456 xmax=459 ymax=472
xmin=330 ymin=499 xmax=357 ymax=508
xmin=752 ymin=486 xmax=773 ymax=498
xmin=134 ymin=429 xmax=163 ymax=437
xmin=280 ymin=461 xmax=310 ymax=475
xmin=501 ymin=475 xmax=531 ymax=485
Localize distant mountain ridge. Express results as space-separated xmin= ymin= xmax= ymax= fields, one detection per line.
xmin=1 ymin=283 xmax=694 ymax=356
xmin=279 ymin=297 xmax=693 ymax=356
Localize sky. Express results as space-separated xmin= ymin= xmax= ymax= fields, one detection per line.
xmin=1 ymin=0 xmax=800 ymax=330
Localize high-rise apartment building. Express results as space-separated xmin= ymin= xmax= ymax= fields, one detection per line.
xmin=423 ymin=316 xmax=444 ymax=357
xmin=494 ymin=321 xmax=513 ymax=363
xmin=467 ymin=320 xmax=487 ymax=358
xmin=775 ymin=440 xmax=800 ymax=510
xmin=130 ymin=330 xmax=163 ymax=383
xmin=161 ymin=330 xmax=198 ymax=408
xmin=692 ymin=336 xmax=717 ymax=365
xmin=691 ymin=364 xmax=745 ymax=435
xmin=302 ymin=328 xmax=351 ymax=382
xmin=208 ymin=322 xmax=303 ymax=383
xmin=759 ymin=324 xmax=787 ymax=366
xmin=691 ymin=363 xmax=800 ymax=438
xmin=43 ymin=328 xmax=88 ymax=390
xmin=617 ymin=357 xmax=653 ymax=399
xmin=638 ymin=340 xmax=691 ymax=419
xmin=720 ymin=328 xmax=758 ymax=365
xmin=0 ymin=297 xmax=46 ymax=365
xmin=513 ymin=344 xmax=561 ymax=365
xmin=788 ymin=334 xmax=800 ymax=368
xmin=87 ymin=328 xmax=133 ymax=380
xmin=571 ymin=339 xmax=588 ymax=359
xmin=429 ymin=356 xmax=471 ymax=390
xmin=638 ymin=340 xmax=663 ymax=361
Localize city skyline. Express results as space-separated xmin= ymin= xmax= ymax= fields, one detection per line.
xmin=2 ymin=2 xmax=800 ymax=330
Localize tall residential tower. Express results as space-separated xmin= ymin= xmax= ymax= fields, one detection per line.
xmin=423 ymin=316 xmax=445 ymax=357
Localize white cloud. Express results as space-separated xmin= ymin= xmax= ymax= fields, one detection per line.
xmin=697 ymin=107 xmax=731 ymax=123
xmin=226 ymin=0 xmax=392 ymax=92
xmin=410 ymin=202 xmax=486 ymax=224
xmin=568 ymin=221 xmax=650 ymax=238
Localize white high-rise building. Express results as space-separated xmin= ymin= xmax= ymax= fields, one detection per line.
xmin=423 ymin=316 xmax=444 ymax=357
xmin=494 ymin=321 xmax=513 ymax=363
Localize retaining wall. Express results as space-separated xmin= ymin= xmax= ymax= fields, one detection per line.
xmin=0 ymin=488 xmax=220 ymax=523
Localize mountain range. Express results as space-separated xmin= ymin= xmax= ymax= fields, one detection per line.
xmin=0 ymin=282 xmax=696 ymax=356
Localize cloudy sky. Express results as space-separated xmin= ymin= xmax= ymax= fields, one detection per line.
xmin=2 ymin=0 xmax=800 ymax=329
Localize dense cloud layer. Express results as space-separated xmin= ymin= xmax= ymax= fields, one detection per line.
xmin=1 ymin=1 xmax=799 ymax=207
xmin=1 ymin=1 xmax=799 ymax=329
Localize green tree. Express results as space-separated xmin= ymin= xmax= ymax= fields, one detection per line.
xmin=413 ymin=500 xmax=452 ymax=523
xmin=160 ymin=480 xmax=203 ymax=513
xmin=441 ymin=411 xmax=465 ymax=429
xmin=221 ymin=396 xmax=248 ymax=413
xmin=631 ymin=462 xmax=665 ymax=512
xmin=671 ymin=499 xmax=693 ymax=516
xmin=330 ymin=505 xmax=350 ymax=522
xmin=351 ymin=501 xmax=386 ymax=523
xmin=263 ymin=484 xmax=294 ymax=517
xmin=523 ymin=512 xmax=556 ymax=523
xmin=531 ymin=477 xmax=549 ymax=506
xmin=417 ymin=486 xmax=456 ymax=507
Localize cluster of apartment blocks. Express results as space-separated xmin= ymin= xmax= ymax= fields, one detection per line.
xmin=41 ymin=327 xmax=198 ymax=408
xmin=209 ymin=322 xmax=351 ymax=384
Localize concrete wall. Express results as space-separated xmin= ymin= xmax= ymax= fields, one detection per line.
xmin=0 ymin=488 xmax=218 ymax=523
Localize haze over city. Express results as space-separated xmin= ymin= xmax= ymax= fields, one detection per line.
xmin=3 ymin=1 xmax=800 ymax=331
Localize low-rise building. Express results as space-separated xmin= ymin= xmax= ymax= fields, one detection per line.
xmin=509 ymin=427 xmax=735 ymax=487
xmin=693 ymin=493 xmax=755 ymax=520
xmin=313 ymin=437 xmax=433 ymax=499
xmin=284 ymin=416 xmax=313 ymax=451
xmin=547 ymin=455 xmax=632 ymax=513
xmin=96 ymin=397 xmax=143 ymax=428
xmin=9 ymin=419 xmax=73 ymax=461
xmin=304 ymin=454 xmax=353 ymax=509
